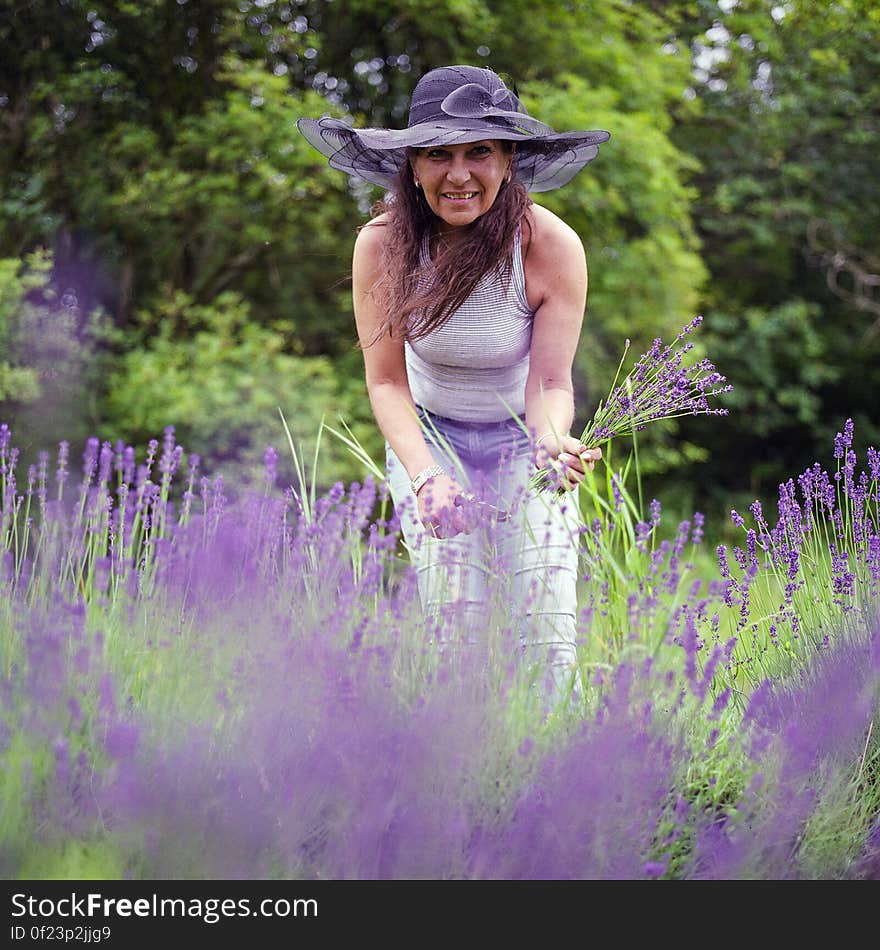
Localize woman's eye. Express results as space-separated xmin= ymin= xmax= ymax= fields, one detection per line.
xmin=471 ymin=146 xmax=491 ymax=155
xmin=426 ymin=149 xmax=447 ymax=159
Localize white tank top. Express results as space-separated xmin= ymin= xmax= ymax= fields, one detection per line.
xmin=404 ymin=227 xmax=535 ymax=422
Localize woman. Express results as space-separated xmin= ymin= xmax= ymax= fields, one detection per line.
xmin=298 ymin=65 xmax=609 ymax=703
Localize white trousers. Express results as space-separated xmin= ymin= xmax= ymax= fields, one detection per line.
xmin=385 ymin=410 xmax=583 ymax=703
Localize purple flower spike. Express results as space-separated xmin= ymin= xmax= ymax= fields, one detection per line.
xmin=833 ymin=419 xmax=854 ymax=459
xmin=263 ymin=446 xmax=279 ymax=486
xmin=56 ymin=440 xmax=70 ymax=487
xmin=531 ymin=317 xmax=732 ymax=493
xmin=82 ymin=437 xmax=99 ymax=484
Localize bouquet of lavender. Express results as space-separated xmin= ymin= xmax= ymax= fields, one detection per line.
xmin=531 ymin=315 xmax=733 ymax=492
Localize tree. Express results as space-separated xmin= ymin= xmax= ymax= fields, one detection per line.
xmin=663 ymin=0 xmax=880 ymax=514
xmin=103 ymin=287 xmax=375 ymax=489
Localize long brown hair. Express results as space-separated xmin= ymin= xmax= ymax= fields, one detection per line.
xmin=363 ymin=144 xmax=532 ymax=345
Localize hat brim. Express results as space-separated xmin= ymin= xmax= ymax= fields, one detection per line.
xmin=297 ymin=116 xmax=610 ymax=193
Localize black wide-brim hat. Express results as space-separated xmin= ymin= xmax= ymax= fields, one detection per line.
xmin=297 ymin=64 xmax=610 ymax=193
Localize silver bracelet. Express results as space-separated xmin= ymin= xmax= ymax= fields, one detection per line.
xmin=536 ymin=432 xmax=566 ymax=450
xmin=410 ymin=464 xmax=444 ymax=496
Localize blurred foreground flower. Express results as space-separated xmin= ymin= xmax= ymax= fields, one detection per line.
xmin=531 ymin=316 xmax=733 ymax=492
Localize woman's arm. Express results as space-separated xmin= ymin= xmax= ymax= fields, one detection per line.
xmin=352 ymin=219 xmax=435 ymax=477
xmin=523 ymin=205 xmax=601 ymax=489
xmin=352 ymin=218 xmax=469 ymax=532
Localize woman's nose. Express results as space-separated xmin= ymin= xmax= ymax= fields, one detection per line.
xmin=445 ymin=154 xmax=470 ymax=185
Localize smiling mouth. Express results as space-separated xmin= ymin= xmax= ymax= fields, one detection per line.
xmin=441 ymin=192 xmax=478 ymax=201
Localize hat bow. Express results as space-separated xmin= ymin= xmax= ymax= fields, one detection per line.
xmin=439 ymin=83 xmax=547 ymax=134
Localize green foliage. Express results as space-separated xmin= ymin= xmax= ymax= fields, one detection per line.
xmin=487 ymin=0 xmax=692 ymax=113
xmin=674 ymin=300 xmax=845 ymax=514
xmin=12 ymin=65 xmax=357 ymax=352
xmin=0 ymin=254 xmax=44 ymax=404
xmin=104 ymin=287 xmax=378 ymax=487
xmin=664 ymin=0 xmax=880 ymax=505
xmin=16 ymin=841 xmax=128 ymax=881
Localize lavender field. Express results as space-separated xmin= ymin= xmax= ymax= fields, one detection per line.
xmin=1 ymin=417 xmax=878 ymax=880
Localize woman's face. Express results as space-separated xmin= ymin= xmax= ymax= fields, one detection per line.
xmin=410 ymin=140 xmax=512 ymax=233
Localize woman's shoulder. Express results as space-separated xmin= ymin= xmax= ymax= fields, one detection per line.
xmin=523 ymin=203 xmax=585 ymax=269
xmin=353 ymin=213 xmax=392 ymax=271
xmin=523 ymin=203 xmax=584 ymax=259
xmin=355 ymin=212 xmax=392 ymax=243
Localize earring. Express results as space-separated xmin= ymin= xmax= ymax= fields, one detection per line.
xmin=414 ymin=179 xmax=421 ymax=188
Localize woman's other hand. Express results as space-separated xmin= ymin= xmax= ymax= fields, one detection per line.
xmin=534 ymin=434 xmax=602 ymax=492
xmin=416 ymin=472 xmax=472 ymax=537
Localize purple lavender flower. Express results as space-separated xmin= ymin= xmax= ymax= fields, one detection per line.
xmin=634 ymin=520 xmax=652 ymax=552
xmin=0 ymin=423 xmax=9 ymax=473
xmin=144 ymin=438 xmax=159 ymax=480
xmin=611 ymin=472 xmax=624 ymax=511
xmin=708 ymin=688 xmax=731 ymax=720
xmin=532 ymin=319 xmax=732 ymax=492
xmin=672 ymin=520 xmax=691 ymax=559
xmin=158 ymin=428 xmax=182 ymax=486
xmin=98 ymin=441 xmax=113 ymax=486
xmin=55 ymin=440 xmax=70 ymax=490
xmin=35 ymin=450 xmax=49 ymax=507
xmin=867 ymin=535 xmax=880 ymax=588
xmin=717 ymin=544 xmax=730 ymax=579
xmin=82 ymin=437 xmax=99 ymax=486
xmin=263 ymin=445 xmax=279 ymax=488
xmin=829 ymin=544 xmax=855 ymax=609
xmin=833 ymin=418 xmax=854 ymax=459
xmin=868 ymin=446 xmax=880 ymax=482
xmin=5 ymin=420 xmax=879 ymax=881
xmin=104 ymin=722 xmax=139 ymax=760
xmin=122 ymin=446 xmax=136 ymax=487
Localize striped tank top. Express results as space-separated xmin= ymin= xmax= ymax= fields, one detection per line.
xmin=405 ymin=227 xmax=535 ymax=423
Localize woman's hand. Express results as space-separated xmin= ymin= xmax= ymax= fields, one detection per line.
xmin=534 ymin=434 xmax=602 ymax=491
xmin=416 ymin=472 xmax=472 ymax=538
